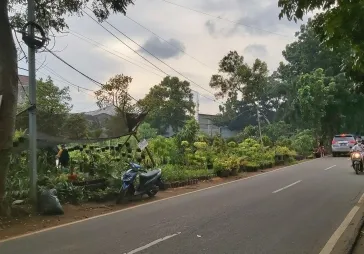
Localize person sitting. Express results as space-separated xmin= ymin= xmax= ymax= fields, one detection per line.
xmin=313 ymin=142 xmax=325 ymax=158
xmin=350 ymin=140 xmax=364 ymax=167
xmin=351 ymin=141 xmax=364 ymax=152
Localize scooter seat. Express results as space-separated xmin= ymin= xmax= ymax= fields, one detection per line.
xmin=140 ymin=170 xmax=160 ymax=180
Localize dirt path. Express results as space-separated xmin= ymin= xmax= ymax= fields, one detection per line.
xmin=0 ymin=164 xmax=295 ymax=240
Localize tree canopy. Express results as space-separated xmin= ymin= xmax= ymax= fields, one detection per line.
xmin=210 ymin=17 xmax=364 ymax=141
xmin=139 ymin=76 xmax=195 ymax=134
xmin=278 ymin=0 xmax=364 ymax=89
xmin=16 ymin=77 xmax=72 ymax=136
xmin=94 ymin=74 xmax=134 ymax=114
xmin=209 ymin=51 xmax=275 ymax=131
xmin=8 ymin=0 xmax=135 ymax=31
xmin=16 ymin=77 xmax=92 ymax=140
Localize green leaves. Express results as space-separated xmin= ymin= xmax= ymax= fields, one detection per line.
xmin=278 ymin=0 xmax=364 ymax=87
xmin=16 ymin=77 xmax=72 ymax=136
xmin=95 ymin=74 xmax=134 ymax=113
xmin=296 ymin=69 xmax=329 ymax=132
xmin=140 ymin=76 xmax=195 ymax=133
xmin=210 ymin=51 xmax=269 ymax=104
xmin=8 ymin=0 xmax=135 ymax=32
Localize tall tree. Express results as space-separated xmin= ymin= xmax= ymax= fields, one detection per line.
xmin=1 ymin=0 xmax=136 ymax=210
xmin=94 ymin=74 xmax=134 ymax=114
xmin=94 ymin=74 xmax=136 ymax=137
xmin=295 ymin=68 xmax=330 ymax=135
xmin=210 ymin=51 xmax=270 ymax=105
xmin=139 ymin=76 xmax=195 ymax=133
xmin=278 ymin=0 xmax=364 ymax=89
xmin=209 ymin=51 xmax=274 ymax=130
xmin=271 ymin=20 xmax=350 ymax=126
xmin=63 ymin=113 xmax=89 ymax=139
xmin=16 ymin=77 xmax=72 ymax=136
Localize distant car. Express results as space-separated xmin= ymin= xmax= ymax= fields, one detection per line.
xmin=332 ymin=134 xmax=356 ymax=157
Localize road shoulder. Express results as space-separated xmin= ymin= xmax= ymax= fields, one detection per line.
xmin=330 ymin=195 xmax=364 ymax=254
xmin=347 ymin=206 xmax=364 ymax=254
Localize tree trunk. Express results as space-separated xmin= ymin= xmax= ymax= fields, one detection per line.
xmin=0 ymin=0 xmax=18 ymax=215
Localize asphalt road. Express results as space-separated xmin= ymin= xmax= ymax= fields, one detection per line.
xmin=1 ymin=157 xmax=364 ymax=254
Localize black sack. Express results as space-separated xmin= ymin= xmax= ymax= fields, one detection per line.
xmin=39 ymin=188 xmax=64 ymax=215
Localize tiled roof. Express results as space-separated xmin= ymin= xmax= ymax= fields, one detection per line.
xmin=83 ymin=105 xmax=117 ymax=116
xmin=18 ymin=75 xmax=29 ymax=86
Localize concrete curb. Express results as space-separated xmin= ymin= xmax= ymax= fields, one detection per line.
xmin=331 ymin=203 xmax=364 ymax=254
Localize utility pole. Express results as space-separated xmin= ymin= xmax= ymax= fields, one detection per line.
xmin=256 ymin=107 xmax=263 ymax=144
xmin=195 ymin=91 xmax=199 ymax=121
xmin=28 ymin=0 xmax=38 ymax=205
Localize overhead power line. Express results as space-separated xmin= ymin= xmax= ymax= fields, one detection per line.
xmin=19 ymin=65 xmax=97 ymax=99
xmin=160 ymin=0 xmax=292 ymax=38
xmin=102 ymin=17 xmax=217 ymax=97
xmin=82 ymin=10 xmax=170 ymax=77
xmin=41 ymin=66 xmax=95 ymax=92
xmin=44 ymin=48 xmax=138 ymax=102
xmin=83 ymin=9 xmax=219 ymax=104
xmin=124 ymin=15 xmax=214 ymax=71
xmin=45 ymin=48 xmax=103 ymax=87
xmin=68 ymin=30 xmax=165 ymax=77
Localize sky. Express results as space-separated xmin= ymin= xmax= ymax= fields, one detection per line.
xmin=17 ymin=0 xmax=307 ymax=115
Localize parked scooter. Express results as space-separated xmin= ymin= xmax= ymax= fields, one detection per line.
xmin=351 ymin=151 xmax=363 ymax=174
xmin=116 ymin=163 xmax=163 ymax=204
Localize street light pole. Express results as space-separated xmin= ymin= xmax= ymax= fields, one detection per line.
xmin=27 ymin=0 xmax=38 ymax=205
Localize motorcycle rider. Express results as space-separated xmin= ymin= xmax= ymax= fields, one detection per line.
xmin=351 ymin=140 xmax=364 ymax=168
xmin=351 ymin=140 xmax=364 ymax=152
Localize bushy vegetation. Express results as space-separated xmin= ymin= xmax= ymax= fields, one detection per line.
xmin=6 ymin=119 xmax=310 ymax=207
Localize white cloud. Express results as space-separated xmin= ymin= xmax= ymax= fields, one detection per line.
xmin=244 ymin=44 xmax=268 ymax=58
xmin=18 ymin=0 xmax=306 ymax=115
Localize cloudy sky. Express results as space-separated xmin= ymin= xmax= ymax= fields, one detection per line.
xmin=17 ymin=0 xmax=306 ymax=115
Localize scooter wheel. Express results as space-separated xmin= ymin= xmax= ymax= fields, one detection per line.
xmin=116 ymin=189 xmax=129 ymax=204
xmin=147 ymin=189 xmax=158 ymax=198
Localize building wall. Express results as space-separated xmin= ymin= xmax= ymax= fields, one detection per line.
xmin=17 ymin=75 xmax=29 ymax=105
xmin=198 ymin=114 xmax=220 ymax=137
xmin=220 ymin=127 xmax=238 ymax=139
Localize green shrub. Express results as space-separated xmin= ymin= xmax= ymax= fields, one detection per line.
xmin=162 ymin=164 xmax=210 ymax=182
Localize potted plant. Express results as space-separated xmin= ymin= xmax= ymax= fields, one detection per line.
xmin=213 ymin=157 xmax=230 ymax=177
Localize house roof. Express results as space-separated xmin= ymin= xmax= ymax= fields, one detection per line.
xmin=83 ymin=105 xmax=116 ymax=116
xmin=198 ymin=113 xmax=215 ymax=117
xmin=18 ymin=75 xmax=29 ymax=86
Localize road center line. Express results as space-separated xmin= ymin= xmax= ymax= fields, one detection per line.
xmin=324 ymin=165 xmax=336 ymax=171
xmin=272 ymin=180 xmax=302 ymax=194
xmin=319 ymin=193 xmax=364 ymax=254
xmin=124 ymin=232 xmax=181 ymax=254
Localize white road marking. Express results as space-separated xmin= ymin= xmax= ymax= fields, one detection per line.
xmin=324 ymin=165 xmax=336 ymax=171
xmin=0 ymin=159 xmax=319 ymax=244
xmin=272 ymin=180 xmax=302 ymax=194
xmin=124 ymin=232 xmax=181 ymax=254
xmin=319 ymin=193 xmax=364 ymax=254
